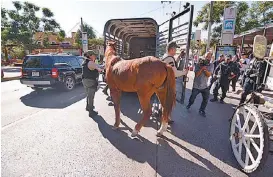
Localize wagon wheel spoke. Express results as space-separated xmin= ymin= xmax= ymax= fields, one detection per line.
xmin=236 ymin=114 xmax=242 ymax=130
xmin=249 ymin=138 xmax=260 ymax=153
xmin=238 ymin=139 xmax=243 ymax=155
xmin=249 ymin=121 xmax=258 ymax=134
xmin=242 ymin=111 xmax=251 ymax=131
xmin=244 ymin=134 xmax=261 ymax=138
xmin=235 ymin=123 xmax=240 ymax=129
xmin=243 ymin=139 xmax=255 ymax=165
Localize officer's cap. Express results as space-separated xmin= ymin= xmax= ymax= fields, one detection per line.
xmin=166 ymin=41 xmax=180 ymax=51
xmin=84 ymin=50 xmax=96 ymax=57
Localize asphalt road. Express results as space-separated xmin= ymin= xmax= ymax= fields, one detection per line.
xmin=1 ymin=76 xmax=273 ymax=177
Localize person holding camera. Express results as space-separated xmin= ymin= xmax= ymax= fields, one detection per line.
xmin=210 ymin=55 xmax=232 ymax=104
xmin=186 ymin=52 xmax=213 ymax=117
xmin=82 ymin=51 xmax=104 ymax=117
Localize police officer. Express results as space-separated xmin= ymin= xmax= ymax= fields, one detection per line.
xmin=229 ymin=55 xmax=241 ymax=92
xmin=210 ymin=55 xmax=232 ymax=104
xmin=82 ymin=51 xmax=104 ymax=117
xmin=239 ymin=59 xmax=267 ymax=105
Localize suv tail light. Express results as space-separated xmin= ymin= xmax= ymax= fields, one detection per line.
xmin=51 ymin=68 xmax=58 ymax=78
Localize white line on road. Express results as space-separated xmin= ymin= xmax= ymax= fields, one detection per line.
xmin=1 ymin=109 xmax=45 ymax=131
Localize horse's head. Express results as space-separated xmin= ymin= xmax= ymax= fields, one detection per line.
xmin=106 ymin=41 xmax=117 ymax=54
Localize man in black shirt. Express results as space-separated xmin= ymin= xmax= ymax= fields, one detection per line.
xmin=82 ymin=51 xmax=103 ymax=117
xmin=210 ymin=55 xmax=232 ymax=104
xmin=229 ymin=55 xmax=241 ymax=92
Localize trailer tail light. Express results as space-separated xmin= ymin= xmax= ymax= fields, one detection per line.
xmin=51 ymin=68 xmax=58 ymax=78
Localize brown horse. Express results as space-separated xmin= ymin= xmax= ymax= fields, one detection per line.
xmin=104 ymin=41 xmax=176 ymax=137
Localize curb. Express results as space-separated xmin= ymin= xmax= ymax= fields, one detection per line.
xmin=1 ymin=76 xmax=21 ymax=82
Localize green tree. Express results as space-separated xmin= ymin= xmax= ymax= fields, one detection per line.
xmin=194 ymin=1 xmax=251 ymax=46
xmin=88 ymin=38 xmax=104 ymax=47
xmin=194 ymin=2 xmax=273 ymax=46
xmin=57 ymin=30 xmax=66 ymax=43
xmin=1 ymin=1 xmax=63 ymax=53
xmin=75 ymin=23 xmax=96 ymax=47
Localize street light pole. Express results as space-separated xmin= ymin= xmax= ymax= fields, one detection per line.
xmin=207 ymin=1 xmax=213 ymax=52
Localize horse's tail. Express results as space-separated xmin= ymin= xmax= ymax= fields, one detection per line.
xmin=164 ymin=65 xmax=176 ymax=118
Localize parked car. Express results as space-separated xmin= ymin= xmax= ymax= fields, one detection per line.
xmin=20 ymin=54 xmax=83 ymax=91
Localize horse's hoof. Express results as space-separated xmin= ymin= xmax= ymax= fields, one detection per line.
xmin=156 ymin=132 xmax=163 ymax=137
xmin=112 ymin=126 xmax=119 ymax=130
xmin=131 ymin=128 xmax=139 ymax=137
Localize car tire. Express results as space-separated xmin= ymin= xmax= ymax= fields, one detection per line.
xmin=31 ymin=87 xmax=43 ymax=91
xmin=63 ymin=76 xmax=75 ymax=91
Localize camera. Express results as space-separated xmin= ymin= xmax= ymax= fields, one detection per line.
xmin=198 ymin=58 xmax=210 ymax=66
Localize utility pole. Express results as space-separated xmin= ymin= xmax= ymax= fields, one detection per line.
xmin=80 ymin=17 xmax=84 ymax=56
xmin=178 ymin=1 xmax=182 ymax=25
xmin=207 ymin=1 xmax=213 ymax=52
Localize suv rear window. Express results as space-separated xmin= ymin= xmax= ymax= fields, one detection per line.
xmin=23 ymin=56 xmax=53 ymax=68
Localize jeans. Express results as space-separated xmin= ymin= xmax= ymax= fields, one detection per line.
xmin=82 ymin=79 xmax=98 ymax=111
xmin=188 ymin=87 xmax=210 ymax=111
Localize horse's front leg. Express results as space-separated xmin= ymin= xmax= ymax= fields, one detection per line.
xmin=110 ymin=88 xmax=121 ymax=129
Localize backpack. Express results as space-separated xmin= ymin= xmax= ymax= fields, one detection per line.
xmin=162 ymin=55 xmax=178 ymax=68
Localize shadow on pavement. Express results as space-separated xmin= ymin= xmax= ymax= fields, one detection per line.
xmin=20 ymin=85 xmax=86 ymax=109
xmin=93 ymin=114 xmax=230 ymax=177
xmin=118 ymin=87 xmax=243 ymax=173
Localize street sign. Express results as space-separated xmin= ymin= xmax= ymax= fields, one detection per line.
xmin=82 ymin=32 xmax=88 ymax=53
xmin=221 ymin=6 xmax=237 ymax=45
xmin=195 ymin=30 xmax=201 ymax=41
xmin=191 ymin=32 xmax=195 ymax=40
xmin=223 ymin=19 xmax=235 ymax=32
xmin=224 ymin=7 xmax=236 ymax=19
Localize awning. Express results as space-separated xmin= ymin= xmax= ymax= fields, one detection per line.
xmin=233 ymin=23 xmax=273 ymax=45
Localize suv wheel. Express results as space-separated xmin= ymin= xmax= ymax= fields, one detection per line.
xmin=63 ymin=76 xmax=75 ymax=91
xmin=31 ymin=87 xmax=43 ymax=91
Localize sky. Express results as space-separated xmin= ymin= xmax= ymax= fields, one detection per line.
xmin=1 ymin=0 xmax=208 ymax=38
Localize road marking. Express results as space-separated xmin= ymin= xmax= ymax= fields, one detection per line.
xmin=1 ymin=109 xmax=45 ymax=131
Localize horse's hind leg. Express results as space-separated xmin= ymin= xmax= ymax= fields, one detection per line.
xmin=110 ymin=88 xmax=121 ymax=129
xmin=132 ymin=91 xmax=153 ymax=137
xmin=155 ymin=89 xmax=169 ymax=136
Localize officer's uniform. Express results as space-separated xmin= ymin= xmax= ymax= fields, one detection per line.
xmin=82 ymin=51 xmax=101 ymax=116
xmin=239 ymin=59 xmax=267 ymax=104
xmin=211 ymin=60 xmax=232 ymax=102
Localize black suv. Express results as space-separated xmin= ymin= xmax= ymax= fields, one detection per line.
xmin=20 ymin=54 xmax=84 ymax=91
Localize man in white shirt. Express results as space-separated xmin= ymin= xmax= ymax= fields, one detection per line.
xmin=152 ymin=41 xmax=188 ymax=124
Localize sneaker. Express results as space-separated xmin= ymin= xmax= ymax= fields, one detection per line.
xmin=89 ymin=110 xmax=98 ymax=117
xmin=199 ymin=110 xmax=206 ymax=117
xmin=186 ymin=105 xmax=191 ymax=109
xmin=220 ymin=99 xmax=224 ymax=104
xmin=210 ymin=98 xmax=218 ymax=102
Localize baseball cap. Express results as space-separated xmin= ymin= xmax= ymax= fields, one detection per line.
xmin=226 ymin=54 xmax=232 ymax=59
xmin=84 ymin=50 xmax=96 ymax=57
xmin=166 ymin=41 xmax=180 ymax=51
